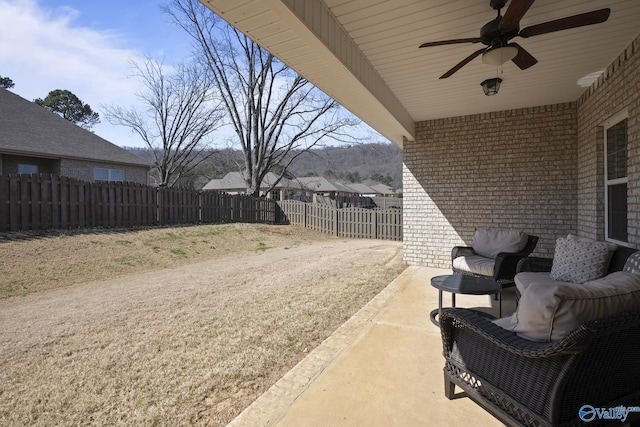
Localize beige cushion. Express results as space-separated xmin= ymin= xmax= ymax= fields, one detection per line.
xmin=452 ymin=255 xmax=495 ymax=277
xmin=514 ymin=271 xmax=563 ymax=295
xmin=494 ymin=271 xmax=640 ymax=342
xmin=472 ymin=228 xmax=528 ymax=259
xmin=549 ymin=236 xmax=614 ymax=284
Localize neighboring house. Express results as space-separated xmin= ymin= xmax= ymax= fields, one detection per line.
xmin=0 ymin=89 xmax=150 ymax=184
xmin=345 ymin=182 xmax=383 ymax=198
xmin=344 ymin=182 xmax=376 ymax=197
xmin=202 ymin=171 xmax=302 ymax=200
xmin=202 ymin=172 xmax=374 ymax=202
xmin=202 ymin=171 xmax=249 ymax=193
xmin=295 ymin=176 xmax=358 ymax=202
xmin=369 ymin=183 xmax=397 ymax=197
xmin=202 ymin=1 xmax=640 ymax=268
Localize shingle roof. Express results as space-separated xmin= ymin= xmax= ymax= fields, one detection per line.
xmin=202 ymin=171 xmax=246 ymax=190
xmin=0 ymin=88 xmax=150 ymax=167
xmin=295 ymin=176 xmax=354 ymax=193
xmin=345 ymin=182 xmax=377 ymax=195
xmin=370 ymin=183 xmax=396 ymax=195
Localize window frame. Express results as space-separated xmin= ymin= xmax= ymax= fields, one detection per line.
xmin=604 ymin=110 xmax=629 ymax=245
xmin=18 ymin=164 xmax=39 ymax=174
xmin=94 ymin=167 xmax=125 ymax=182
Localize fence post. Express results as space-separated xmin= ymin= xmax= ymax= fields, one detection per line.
xmin=374 ymin=210 xmax=378 ymax=240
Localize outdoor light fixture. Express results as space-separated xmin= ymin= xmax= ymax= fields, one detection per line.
xmin=482 ymin=44 xmax=518 ymax=66
xmin=481 ymin=77 xmax=502 ymax=96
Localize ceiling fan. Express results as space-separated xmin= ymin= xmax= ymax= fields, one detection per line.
xmin=418 ymin=0 xmax=611 ymax=79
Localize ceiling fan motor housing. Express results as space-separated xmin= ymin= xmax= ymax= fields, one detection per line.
xmin=489 ymin=0 xmax=508 ymax=10
xmin=480 ymin=16 xmax=519 ymax=46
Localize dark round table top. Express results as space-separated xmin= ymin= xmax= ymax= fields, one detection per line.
xmin=431 ymin=274 xmax=501 ymax=295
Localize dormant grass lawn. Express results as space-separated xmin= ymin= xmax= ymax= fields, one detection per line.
xmin=0 ymin=223 xmax=405 ymax=425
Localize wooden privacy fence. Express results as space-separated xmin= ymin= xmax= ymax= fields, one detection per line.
xmin=278 ymin=200 xmax=402 ymax=241
xmin=0 ymin=174 xmax=279 ymax=232
xmin=0 ymin=174 xmax=400 ymax=240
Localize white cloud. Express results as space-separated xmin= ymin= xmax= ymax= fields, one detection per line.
xmin=0 ymin=0 xmax=151 ymax=147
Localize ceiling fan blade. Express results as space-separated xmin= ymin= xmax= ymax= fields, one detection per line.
xmin=510 ymin=43 xmax=537 ymax=69
xmin=500 ymin=0 xmax=536 ymax=31
xmin=439 ymin=48 xmax=485 ymax=79
xmin=419 ymin=38 xmax=482 ymax=48
xmin=519 ymin=8 xmax=610 ymax=38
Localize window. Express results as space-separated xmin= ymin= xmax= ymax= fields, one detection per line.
xmin=94 ymin=168 xmax=125 ymax=182
xmin=18 ymin=164 xmax=38 ymax=174
xmin=605 ymin=112 xmax=628 ymax=243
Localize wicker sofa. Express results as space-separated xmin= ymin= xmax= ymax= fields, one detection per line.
xmin=441 ymin=308 xmax=640 ymax=426
xmin=441 ymin=243 xmax=640 ymax=427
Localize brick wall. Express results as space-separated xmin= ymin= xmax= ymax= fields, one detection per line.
xmin=404 ymin=104 xmax=577 ymax=268
xmin=576 ymin=34 xmax=640 ymax=245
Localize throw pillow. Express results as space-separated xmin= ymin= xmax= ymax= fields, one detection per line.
xmin=549 ymin=236 xmax=613 ymax=284
xmin=623 ymin=251 xmax=640 ymax=274
xmin=567 ymin=234 xmax=618 ymax=251
xmin=472 ymin=228 xmax=528 ymax=259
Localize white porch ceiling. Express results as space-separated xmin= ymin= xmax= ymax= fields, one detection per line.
xmin=200 ymin=0 xmax=640 ymax=146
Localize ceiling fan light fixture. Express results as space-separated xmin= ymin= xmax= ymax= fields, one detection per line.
xmin=482 ymin=45 xmax=518 ymax=65
xmin=481 ymin=77 xmax=503 ymax=96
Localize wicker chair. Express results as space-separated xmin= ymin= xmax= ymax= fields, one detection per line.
xmin=452 ymin=234 xmax=539 ymax=289
xmin=440 ymin=307 xmax=640 ymax=427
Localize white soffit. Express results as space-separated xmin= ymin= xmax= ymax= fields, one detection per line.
xmin=202 ymin=0 xmax=415 ymax=146
xmin=202 ymin=0 xmax=640 ymax=146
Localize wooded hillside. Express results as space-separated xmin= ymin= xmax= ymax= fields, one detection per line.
xmin=127 ymin=142 xmax=403 ymax=190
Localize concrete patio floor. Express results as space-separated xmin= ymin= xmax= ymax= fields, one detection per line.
xmin=228 ymin=266 xmax=518 ymax=426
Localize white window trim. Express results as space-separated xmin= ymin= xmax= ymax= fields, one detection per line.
xmin=603 ymin=109 xmax=628 ymax=245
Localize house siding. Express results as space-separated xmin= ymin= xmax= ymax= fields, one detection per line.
xmin=404 ymin=104 xmax=577 ymax=268
xmin=576 ymin=34 xmax=640 ymax=245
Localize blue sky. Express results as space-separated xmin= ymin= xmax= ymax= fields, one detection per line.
xmin=0 ymin=0 xmax=193 ymax=147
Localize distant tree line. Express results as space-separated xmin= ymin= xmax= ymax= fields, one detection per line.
xmin=126 ymin=142 xmax=402 ymax=190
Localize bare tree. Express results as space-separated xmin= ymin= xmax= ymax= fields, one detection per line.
xmin=164 ymin=0 xmax=362 ymax=196
xmin=103 ymin=57 xmax=223 ymax=187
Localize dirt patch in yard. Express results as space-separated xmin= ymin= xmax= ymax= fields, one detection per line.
xmin=0 ymin=224 xmax=405 ymax=426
